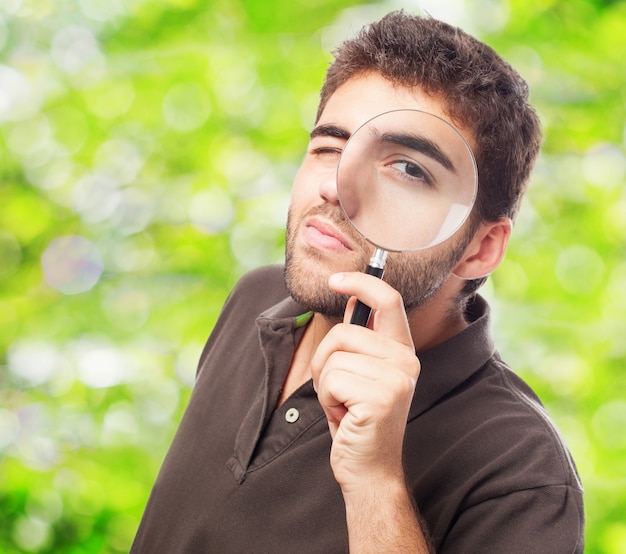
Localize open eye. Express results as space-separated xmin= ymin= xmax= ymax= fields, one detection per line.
xmin=388 ymin=160 xmax=434 ymax=187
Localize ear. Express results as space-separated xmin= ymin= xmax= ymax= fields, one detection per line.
xmin=453 ymin=217 xmax=512 ymax=280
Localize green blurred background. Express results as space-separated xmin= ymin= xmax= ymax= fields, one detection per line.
xmin=0 ymin=0 xmax=624 ymax=551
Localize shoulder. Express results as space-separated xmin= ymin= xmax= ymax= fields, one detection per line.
xmin=407 ymin=350 xmax=583 ymax=502
xmin=409 ymin=355 xmax=584 ymax=551
xmin=222 ymin=264 xmax=288 ymax=316
xmin=411 ymin=360 xmax=580 ymax=486
xmin=232 ymin=264 xmax=286 ymax=297
xmin=195 ymin=265 xmax=288 ymax=375
xmin=458 ymin=355 xmax=580 ymax=490
xmin=202 ymin=264 xmax=287 ymax=340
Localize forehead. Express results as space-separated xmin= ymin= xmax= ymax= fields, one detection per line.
xmin=317 ymin=72 xmax=476 ymax=150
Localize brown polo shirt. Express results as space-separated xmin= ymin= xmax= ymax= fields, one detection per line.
xmin=132 ymin=264 xmax=584 ymax=553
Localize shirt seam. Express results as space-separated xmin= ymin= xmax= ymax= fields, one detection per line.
xmin=462 ymin=482 xmax=584 ymax=510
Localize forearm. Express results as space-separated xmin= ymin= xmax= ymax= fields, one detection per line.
xmin=343 ymin=478 xmax=433 ymax=554
xmin=313 ymin=275 xmax=428 ymax=550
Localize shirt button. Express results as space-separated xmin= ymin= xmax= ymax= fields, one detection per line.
xmin=285 ymin=408 xmax=300 ymax=423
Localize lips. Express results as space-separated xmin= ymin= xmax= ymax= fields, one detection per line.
xmin=303 ymin=216 xmax=354 ymax=252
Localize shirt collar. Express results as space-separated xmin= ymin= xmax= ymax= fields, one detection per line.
xmin=409 ymin=295 xmax=495 ymax=419
xmin=257 ymin=294 xmax=496 ymax=421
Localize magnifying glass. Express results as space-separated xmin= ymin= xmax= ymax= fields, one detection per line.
xmin=336 ymin=109 xmax=478 ymax=326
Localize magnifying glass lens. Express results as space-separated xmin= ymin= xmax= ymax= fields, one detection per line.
xmin=337 ymin=109 xmax=478 ymax=252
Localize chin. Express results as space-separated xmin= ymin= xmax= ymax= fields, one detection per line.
xmin=284 ymin=210 xmax=370 ymax=318
xmin=284 ymin=233 xmax=355 ymax=318
xmin=284 ymin=249 xmax=349 ymax=319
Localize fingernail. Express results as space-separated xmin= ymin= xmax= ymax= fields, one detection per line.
xmin=329 ymin=273 xmax=344 ymax=286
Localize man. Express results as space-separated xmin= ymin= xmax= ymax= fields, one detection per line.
xmin=132 ymin=11 xmax=584 ymax=553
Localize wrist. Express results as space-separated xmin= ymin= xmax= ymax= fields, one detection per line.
xmin=342 ymin=475 xmax=431 ymax=553
xmin=342 ymin=472 xmax=412 ymax=510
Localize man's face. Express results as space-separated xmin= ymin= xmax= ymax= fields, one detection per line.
xmin=285 ymin=72 xmax=476 ymax=319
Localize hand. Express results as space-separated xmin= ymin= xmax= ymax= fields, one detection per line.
xmin=310 ymin=271 xmax=420 ymax=494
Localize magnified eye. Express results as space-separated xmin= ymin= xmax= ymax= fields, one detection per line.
xmin=389 ymin=160 xmax=434 ymax=187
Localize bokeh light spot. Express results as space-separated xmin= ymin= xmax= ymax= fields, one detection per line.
xmin=1 ymin=0 xmax=23 ymax=15
xmin=26 ymin=490 xmax=64 ymax=525
xmin=175 ymin=342 xmax=203 ymax=387
xmin=72 ymin=172 xmax=122 ymax=223
xmin=75 ymin=343 xmax=129 ymax=388
xmin=592 ymin=400 xmax=626 ymax=450
xmin=102 ymin=285 xmax=151 ymax=331
xmin=188 ymin=188 xmax=235 ymax=233
xmin=162 ymin=82 xmax=211 ymax=132
xmin=230 ymin=222 xmax=284 ymax=269
xmin=0 ymin=409 xmax=20 ymax=449
xmin=0 ymin=64 xmax=40 ymax=122
xmin=583 ymin=143 xmax=626 ymax=190
xmin=102 ymin=402 xmax=139 ymax=445
xmin=12 ymin=516 xmax=50 ymax=552
xmin=555 ymin=244 xmax=605 ymax=295
xmin=94 ymin=138 xmax=145 ymax=185
xmin=79 ymin=0 xmax=125 ymax=22
xmin=41 ymin=235 xmax=103 ymax=295
xmin=51 ymin=25 xmax=103 ymax=75
xmin=110 ymin=232 xmax=155 ymax=271
xmin=208 ymin=48 xmax=261 ymax=117
xmin=8 ymin=340 xmax=65 ymax=387
xmin=6 ymin=115 xmax=52 ymax=158
xmin=111 ymin=188 xmax=155 ymax=235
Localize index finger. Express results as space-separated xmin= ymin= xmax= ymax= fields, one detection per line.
xmin=329 ymin=272 xmax=413 ymax=347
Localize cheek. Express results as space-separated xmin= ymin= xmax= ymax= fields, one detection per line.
xmin=289 ymin=162 xmax=321 ymax=209
xmin=290 ymin=163 xmax=308 ymax=199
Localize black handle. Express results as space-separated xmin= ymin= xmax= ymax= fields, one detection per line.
xmin=349 ymin=264 xmax=385 ymax=326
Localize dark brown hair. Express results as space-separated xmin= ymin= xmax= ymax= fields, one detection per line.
xmin=316 ymin=10 xmax=542 ymax=295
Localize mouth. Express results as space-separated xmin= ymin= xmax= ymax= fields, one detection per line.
xmin=303 ymin=216 xmax=355 ymax=253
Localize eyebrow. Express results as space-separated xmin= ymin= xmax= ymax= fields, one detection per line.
xmin=311 ymin=124 xmax=458 ymax=173
xmin=309 ymin=124 xmax=351 ymax=141
xmin=380 ymin=132 xmax=457 ymax=173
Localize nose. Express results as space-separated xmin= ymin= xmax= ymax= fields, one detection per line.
xmin=319 ymin=166 xmax=340 ymax=205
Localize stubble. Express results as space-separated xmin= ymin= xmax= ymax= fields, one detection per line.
xmin=284 ymin=205 xmax=474 ymax=319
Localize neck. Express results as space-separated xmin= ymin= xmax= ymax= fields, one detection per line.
xmin=278 ymin=314 xmax=331 ymax=407
xmin=406 ymin=298 xmax=468 ymax=353
xmin=280 ymin=283 xmax=469 ymax=407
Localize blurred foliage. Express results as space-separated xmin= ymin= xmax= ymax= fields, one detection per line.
xmin=0 ymin=0 xmax=624 ymax=551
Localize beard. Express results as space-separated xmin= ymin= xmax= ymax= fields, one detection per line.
xmin=284 ymin=204 xmax=473 ymax=320
xmin=284 ymin=205 xmax=369 ymax=319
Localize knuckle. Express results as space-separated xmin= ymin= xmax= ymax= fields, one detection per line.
xmin=376 ymin=288 xmax=405 ymax=314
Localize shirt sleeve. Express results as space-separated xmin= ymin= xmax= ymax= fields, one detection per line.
xmin=438 ymin=484 xmax=584 ymax=553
